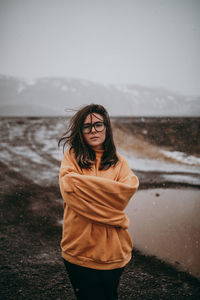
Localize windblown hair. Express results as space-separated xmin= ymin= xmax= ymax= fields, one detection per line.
xmin=58 ymin=104 xmax=118 ymax=170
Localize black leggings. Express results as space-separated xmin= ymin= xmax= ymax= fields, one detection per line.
xmin=63 ymin=259 xmax=124 ymax=300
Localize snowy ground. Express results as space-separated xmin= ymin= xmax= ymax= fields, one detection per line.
xmin=1 ymin=117 xmax=200 ymax=187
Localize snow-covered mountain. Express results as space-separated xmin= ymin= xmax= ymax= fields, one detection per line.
xmin=0 ymin=74 xmax=199 ymax=116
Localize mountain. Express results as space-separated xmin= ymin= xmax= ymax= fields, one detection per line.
xmin=0 ymin=74 xmax=199 ymax=116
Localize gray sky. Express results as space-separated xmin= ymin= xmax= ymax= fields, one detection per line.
xmin=0 ymin=0 xmax=199 ymax=95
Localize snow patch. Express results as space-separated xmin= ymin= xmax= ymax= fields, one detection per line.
xmin=12 ymin=145 xmax=44 ymax=164
xmin=119 ymin=150 xmax=200 ymax=175
xmin=162 ymin=174 xmax=200 ymax=186
xmin=161 ymin=150 xmax=200 ymax=166
xmin=17 ymin=84 xmax=26 ymax=93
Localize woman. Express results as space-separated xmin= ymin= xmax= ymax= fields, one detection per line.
xmin=58 ymin=104 xmax=139 ymax=300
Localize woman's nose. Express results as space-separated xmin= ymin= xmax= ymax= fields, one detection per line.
xmin=91 ymin=126 xmax=96 ymax=133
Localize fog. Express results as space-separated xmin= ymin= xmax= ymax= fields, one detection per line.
xmin=0 ymin=0 xmax=200 ymax=97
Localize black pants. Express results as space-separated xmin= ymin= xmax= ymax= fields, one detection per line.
xmin=63 ymin=259 xmax=124 ymax=300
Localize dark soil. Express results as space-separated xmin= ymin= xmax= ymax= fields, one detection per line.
xmin=112 ymin=117 xmax=200 ymax=155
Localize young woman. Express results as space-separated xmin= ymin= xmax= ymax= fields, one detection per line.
xmin=58 ymin=104 xmax=139 ymax=300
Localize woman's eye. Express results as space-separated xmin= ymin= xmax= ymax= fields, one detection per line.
xmin=83 ymin=125 xmax=91 ymax=129
xmin=96 ymin=122 xmax=103 ymax=127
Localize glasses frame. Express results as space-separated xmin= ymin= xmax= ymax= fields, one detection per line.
xmin=82 ymin=121 xmax=105 ymax=134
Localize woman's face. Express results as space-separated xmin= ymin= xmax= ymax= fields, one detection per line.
xmin=82 ymin=113 xmax=106 ymax=150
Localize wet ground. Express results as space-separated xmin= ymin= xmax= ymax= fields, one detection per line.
xmin=0 ymin=117 xmax=200 ymax=299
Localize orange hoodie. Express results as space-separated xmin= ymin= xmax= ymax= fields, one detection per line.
xmin=59 ymin=148 xmax=139 ymax=270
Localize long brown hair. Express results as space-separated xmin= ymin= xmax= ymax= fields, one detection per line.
xmin=58 ymin=104 xmax=118 ymax=170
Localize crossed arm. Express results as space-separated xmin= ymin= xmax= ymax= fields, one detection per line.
xmin=59 ymin=151 xmax=139 ymax=229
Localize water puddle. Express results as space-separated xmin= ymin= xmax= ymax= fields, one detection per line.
xmin=126 ymin=188 xmax=200 ymax=279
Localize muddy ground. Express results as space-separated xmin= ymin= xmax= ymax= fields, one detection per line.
xmin=0 ymin=117 xmax=200 ymax=299
xmin=112 ymin=117 xmax=200 ymax=155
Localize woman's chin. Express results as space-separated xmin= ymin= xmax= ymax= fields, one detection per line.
xmin=90 ymin=143 xmax=103 ymax=150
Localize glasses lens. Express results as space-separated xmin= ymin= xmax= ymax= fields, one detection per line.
xmin=94 ymin=122 xmax=104 ymax=132
xmin=82 ymin=124 xmax=92 ymax=133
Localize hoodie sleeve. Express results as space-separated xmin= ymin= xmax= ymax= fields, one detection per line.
xmin=59 ymin=149 xmax=139 ymax=228
xmin=59 ymin=149 xmax=82 ymax=192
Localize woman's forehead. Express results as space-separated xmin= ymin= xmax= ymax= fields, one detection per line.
xmin=84 ymin=113 xmax=103 ymax=123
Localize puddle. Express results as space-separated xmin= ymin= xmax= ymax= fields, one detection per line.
xmin=126 ymin=188 xmax=200 ymax=279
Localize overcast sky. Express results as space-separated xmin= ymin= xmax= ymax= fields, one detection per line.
xmin=0 ymin=0 xmax=199 ymax=95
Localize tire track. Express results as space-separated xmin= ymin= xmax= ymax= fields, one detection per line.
xmin=24 ymin=122 xmax=60 ymax=166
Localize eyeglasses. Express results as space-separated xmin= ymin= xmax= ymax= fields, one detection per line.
xmin=82 ymin=122 xmax=105 ymax=134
